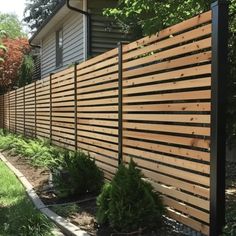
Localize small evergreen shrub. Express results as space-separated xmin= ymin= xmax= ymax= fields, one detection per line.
xmin=96 ymin=160 xmax=165 ymax=233
xmin=53 ymin=150 xmax=104 ymax=198
xmin=96 ymin=183 xmax=112 ymax=225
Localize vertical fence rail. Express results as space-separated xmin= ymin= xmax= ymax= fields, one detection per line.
xmin=49 ymin=73 xmax=53 ymax=143
xmin=34 ymin=81 xmax=37 ymax=138
xmin=118 ymin=42 xmax=123 ymax=165
xmin=74 ymin=63 xmax=78 ymax=151
xmin=210 ymin=1 xmax=228 ymax=236
xmin=15 ymin=89 xmax=17 ymax=133
xmin=23 ymin=87 xmax=25 ymax=136
xmin=2 ymin=93 xmax=4 ymax=129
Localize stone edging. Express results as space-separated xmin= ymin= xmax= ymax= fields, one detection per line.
xmin=0 ymin=153 xmax=89 ymax=236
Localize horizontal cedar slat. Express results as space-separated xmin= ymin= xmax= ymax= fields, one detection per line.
xmin=123 ymin=10 xmax=211 ymax=52
xmin=163 ymin=197 xmax=209 ymax=223
xmin=123 ymin=37 xmax=211 ymax=70
xmin=123 ymin=24 xmax=211 ymax=61
xmin=124 ymin=146 xmax=210 ymax=174
xmin=125 ymin=156 xmax=210 ymax=188
xmin=167 ymin=209 xmax=209 ymax=235
xmin=123 ymin=64 xmax=211 ymax=87
xmin=123 ymin=130 xmax=210 ymax=149
xmin=123 ymin=122 xmax=210 ymax=136
xmin=78 ymin=119 xmax=118 ymax=127
xmin=123 ymin=77 xmax=211 ymax=95
xmin=78 ymin=130 xmax=118 ymax=143
xmin=123 ymin=114 xmax=210 ymax=124
xmin=141 ymin=168 xmax=209 ymax=199
xmin=77 ymin=124 xmax=118 ymax=135
xmin=77 ymin=136 xmax=118 ymax=152
xmin=78 ymin=81 xmax=118 ymax=94
xmin=77 ymin=142 xmax=118 ymax=161
xmin=76 ymin=48 xmax=118 ymax=70
xmin=123 ymin=90 xmax=211 ymax=104
xmin=77 ymin=73 xmax=118 ymax=88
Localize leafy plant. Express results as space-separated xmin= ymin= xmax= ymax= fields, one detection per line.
xmin=96 ymin=160 xmax=165 ymax=233
xmin=0 ymin=131 xmax=63 ymax=169
xmin=52 ymin=150 xmax=104 ymax=198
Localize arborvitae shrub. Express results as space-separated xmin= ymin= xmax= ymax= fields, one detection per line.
xmin=96 ymin=183 xmax=112 ymax=225
xmin=96 ymin=160 xmax=165 ymax=233
xmin=53 ymin=150 xmax=104 ymax=198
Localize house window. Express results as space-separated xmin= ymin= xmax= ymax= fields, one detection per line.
xmin=56 ymin=29 xmax=63 ymax=67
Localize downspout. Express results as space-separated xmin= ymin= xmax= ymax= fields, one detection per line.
xmin=66 ymin=0 xmax=91 ymax=59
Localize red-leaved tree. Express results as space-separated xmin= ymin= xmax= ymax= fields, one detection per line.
xmin=0 ymin=37 xmax=29 ymax=88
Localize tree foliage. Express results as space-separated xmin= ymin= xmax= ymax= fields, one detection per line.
xmin=104 ymin=0 xmax=211 ymax=37
xmin=0 ymin=37 xmax=30 ymax=87
xmin=23 ymin=0 xmax=62 ymax=32
xmin=0 ymin=13 xmax=26 ymax=39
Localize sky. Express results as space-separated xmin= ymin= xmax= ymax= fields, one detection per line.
xmin=0 ymin=0 xmax=26 ymax=20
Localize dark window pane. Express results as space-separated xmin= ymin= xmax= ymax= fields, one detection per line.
xmin=56 ymin=29 xmax=63 ymax=67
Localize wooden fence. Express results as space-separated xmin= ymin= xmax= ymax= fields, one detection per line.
xmin=0 ymin=2 xmax=228 ymax=235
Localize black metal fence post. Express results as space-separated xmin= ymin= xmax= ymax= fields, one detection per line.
xmin=8 ymin=92 xmax=10 ymax=131
xmin=118 ymin=42 xmax=123 ymax=165
xmin=15 ymin=89 xmax=17 ymax=133
xmin=35 ymin=81 xmax=37 ymax=139
xmin=2 ymin=93 xmax=4 ymax=130
xmin=74 ymin=63 xmax=78 ymax=151
xmin=23 ymin=86 xmax=26 ymax=136
xmin=210 ymin=1 xmax=228 ymax=236
xmin=49 ymin=73 xmax=53 ymax=144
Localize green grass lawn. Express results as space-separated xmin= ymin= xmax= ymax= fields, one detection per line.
xmin=0 ymin=160 xmax=54 ymax=236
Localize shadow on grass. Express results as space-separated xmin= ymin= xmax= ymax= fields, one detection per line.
xmin=0 ymin=196 xmax=53 ymax=236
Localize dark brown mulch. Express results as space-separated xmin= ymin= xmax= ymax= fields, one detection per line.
xmin=2 ymin=151 xmax=50 ymax=194
xmin=225 ymin=161 xmax=236 ymax=235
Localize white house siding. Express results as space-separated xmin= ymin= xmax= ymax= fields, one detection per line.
xmin=41 ymin=11 xmax=84 ymax=78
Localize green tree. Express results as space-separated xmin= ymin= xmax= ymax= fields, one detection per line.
xmin=0 ymin=13 xmax=25 ymax=38
xmin=23 ymin=0 xmax=62 ymax=32
xmin=104 ymin=0 xmax=211 ymax=37
xmin=0 ymin=30 xmax=7 ymax=62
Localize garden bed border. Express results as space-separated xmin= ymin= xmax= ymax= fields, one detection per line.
xmin=0 ymin=152 xmax=90 ymax=236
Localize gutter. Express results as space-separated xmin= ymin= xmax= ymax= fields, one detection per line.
xmin=66 ymin=0 xmax=91 ymax=58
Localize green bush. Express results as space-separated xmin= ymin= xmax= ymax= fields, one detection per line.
xmin=96 ymin=183 xmax=112 ymax=225
xmin=53 ymin=150 xmax=104 ymax=198
xmin=96 ymin=160 xmax=165 ymax=233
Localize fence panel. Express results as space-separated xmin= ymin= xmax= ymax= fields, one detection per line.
xmin=76 ymin=48 xmax=119 ymax=180
xmin=51 ymin=67 xmax=75 ymax=150
xmin=25 ymin=83 xmax=36 ymax=138
xmin=9 ymin=90 xmax=16 ymax=133
xmin=121 ymin=10 xmax=212 ymax=235
xmin=16 ymin=87 xmax=24 ymax=134
xmin=0 ymin=5 xmax=228 ymax=235
xmin=35 ymin=77 xmax=50 ymax=139
xmin=0 ymin=95 xmax=3 ymax=128
xmin=3 ymin=93 xmax=9 ymax=129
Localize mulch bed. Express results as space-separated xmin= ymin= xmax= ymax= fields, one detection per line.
xmin=1 ymin=151 xmax=186 ymax=236
xmin=225 ymin=161 xmax=236 ymax=234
